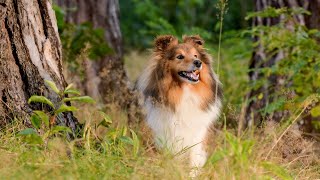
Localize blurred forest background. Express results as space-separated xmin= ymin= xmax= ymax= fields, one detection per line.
xmin=120 ymin=0 xmax=252 ymax=49
xmin=1 ymin=0 xmax=320 ymax=179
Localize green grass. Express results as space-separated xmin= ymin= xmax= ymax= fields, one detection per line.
xmin=1 ymin=114 xmax=319 ymax=179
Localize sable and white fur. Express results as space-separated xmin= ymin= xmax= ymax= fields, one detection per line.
xmin=137 ymin=35 xmax=222 ymax=168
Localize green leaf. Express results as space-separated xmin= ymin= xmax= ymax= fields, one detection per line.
xmin=25 ymin=134 xmax=43 ymax=145
xmin=63 ymin=84 xmax=81 ymax=95
xmin=17 ymin=128 xmax=43 ymax=144
xmin=119 ymin=136 xmax=133 ymax=145
xmin=33 ymin=111 xmax=49 ymax=127
xmin=45 ymin=80 xmax=60 ymax=94
xmin=261 ymin=161 xmax=292 ymax=180
xmin=63 ymin=89 xmax=81 ymax=95
xmin=51 ymin=126 xmax=72 ymax=135
xmin=290 ymin=7 xmax=311 ymax=15
xmin=97 ymin=111 xmax=112 ymax=127
xmin=130 ymin=129 xmax=140 ymax=157
xmin=28 ymin=95 xmax=54 ymax=108
xmin=245 ymin=7 xmax=287 ymax=20
xmin=122 ymin=127 xmax=127 ymax=136
xmin=63 ymin=96 xmax=95 ymax=103
xmin=55 ymin=104 xmax=78 ymax=114
xmin=30 ymin=114 xmax=41 ymax=129
xmin=65 ymin=83 xmax=74 ymax=91
xmin=17 ymin=128 xmax=37 ymax=136
xmin=310 ymin=106 xmax=320 ymax=117
xmin=208 ymin=149 xmax=226 ymax=165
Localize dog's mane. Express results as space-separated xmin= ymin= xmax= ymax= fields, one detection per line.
xmin=136 ymin=43 xmax=222 ymax=112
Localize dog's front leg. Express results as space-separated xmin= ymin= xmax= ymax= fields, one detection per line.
xmin=189 ymin=142 xmax=207 ymax=177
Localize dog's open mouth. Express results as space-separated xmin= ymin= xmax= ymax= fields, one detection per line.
xmin=178 ymin=70 xmax=200 ymax=82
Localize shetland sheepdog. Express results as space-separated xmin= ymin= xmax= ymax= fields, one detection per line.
xmin=136 ymin=35 xmax=222 ymax=168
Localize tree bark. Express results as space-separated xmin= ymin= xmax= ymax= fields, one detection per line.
xmin=55 ymin=0 xmax=142 ymax=124
xmin=246 ymin=0 xmax=320 ymax=127
xmin=0 ymin=0 xmax=78 ymax=133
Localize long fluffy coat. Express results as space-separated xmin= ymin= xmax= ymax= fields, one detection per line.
xmin=137 ymin=35 xmax=222 ymax=167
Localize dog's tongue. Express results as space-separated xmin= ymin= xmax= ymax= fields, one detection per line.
xmin=187 ymin=71 xmax=199 ymax=80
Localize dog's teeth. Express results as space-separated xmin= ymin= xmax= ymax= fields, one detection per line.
xmin=179 ymin=71 xmax=199 ymax=82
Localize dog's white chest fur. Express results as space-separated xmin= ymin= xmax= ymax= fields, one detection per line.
xmin=145 ymin=86 xmax=221 ymax=167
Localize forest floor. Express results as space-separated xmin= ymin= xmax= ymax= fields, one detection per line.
xmin=1 ymin=35 xmax=320 ymax=179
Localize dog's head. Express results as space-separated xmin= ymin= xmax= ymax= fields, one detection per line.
xmin=154 ymin=35 xmax=209 ymax=84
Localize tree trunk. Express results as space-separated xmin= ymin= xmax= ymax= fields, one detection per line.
xmin=0 ymin=0 xmax=78 ymax=133
xmin=245 ymin=0 xmax=320 ymax=127
xmin=55 ymin=0 xmax=142 ymax=124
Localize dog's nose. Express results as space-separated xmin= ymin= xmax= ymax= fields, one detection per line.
xmin=193 ymin=60 xmax=202 ymax=68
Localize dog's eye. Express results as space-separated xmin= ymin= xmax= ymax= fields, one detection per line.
xmin=176 ymin=55 xmax=184 ymax=59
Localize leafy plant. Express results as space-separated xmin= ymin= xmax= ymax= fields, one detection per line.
xmin=53 ymin=5 xmax=112 ymax=76
xmin=206 ymin=131 xmax=293 ymax=179
xmin=99 ymin=127 xmax=140 ymax=157
xmin=18 ymin=80 xmax=95 ymax=145
xmin=245 ymin=7 xmax=320 ymax=126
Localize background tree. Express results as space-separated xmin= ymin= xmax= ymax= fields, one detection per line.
xmin=0 ymin=0 xmax=78 ymax=132
xmin=55 ymin=0 xmax=141 ymax=123
xmin=245 ymin=0 xmax=320 ymax=128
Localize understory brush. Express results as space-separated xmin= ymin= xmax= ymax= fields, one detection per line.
xmin=1 ymin=106 xmax=319 ymax=179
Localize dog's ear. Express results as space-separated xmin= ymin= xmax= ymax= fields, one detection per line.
xmin=154 ymin=35 xmax=178 ymax=51
xmin=183 ymin=35 xmax=204 ymax=48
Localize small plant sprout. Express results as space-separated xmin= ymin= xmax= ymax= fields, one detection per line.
xmin=18 ymin=80 xmax=95 ymax=145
